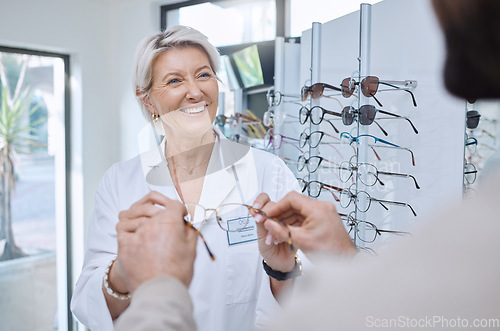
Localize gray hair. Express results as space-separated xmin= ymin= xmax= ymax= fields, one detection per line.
xmin=132 ymin=25 xmax=221 ymax=120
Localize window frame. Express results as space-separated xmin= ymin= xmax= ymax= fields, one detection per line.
xmin=160 ymin=0 xmax=286 ymax=37
xmin=0 ymin=45 xmax=73 ymax=331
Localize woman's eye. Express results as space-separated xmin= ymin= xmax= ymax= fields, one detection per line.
xmin=167 ymin=78 xmax=180 ymax=85
xmin=199 ymin=72 xmax=212 ymax=79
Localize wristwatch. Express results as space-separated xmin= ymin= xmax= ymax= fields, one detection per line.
xmin=262 ymin=255 xmax=302 ymax=281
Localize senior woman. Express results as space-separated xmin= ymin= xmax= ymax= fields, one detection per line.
xmin=70 ymin=25 xmax=300 ymax=331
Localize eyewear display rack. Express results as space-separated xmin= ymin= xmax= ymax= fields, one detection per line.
xmin=271 ymin=3 xmax=421 ymax=249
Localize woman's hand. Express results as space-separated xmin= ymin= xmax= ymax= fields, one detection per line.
xmin=254 ymin=191 xmax=358 ymax=259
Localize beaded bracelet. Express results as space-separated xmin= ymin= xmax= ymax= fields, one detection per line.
xmin=103 ymin=258 xmax=131 ymax=300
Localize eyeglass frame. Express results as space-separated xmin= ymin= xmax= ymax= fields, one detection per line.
xmin=340 ymin=184 xmax=417 ymax=216
xmin=340 ymin=76 xmax=418 ymax=108
xmin=298 ymin=178 xmax=344 ymax=201
xmin=339 ymin=156 xmax=420 ymax=189
xmin=342 ymin=105 xmax=419 ymax=135
xmin=265 ymin=130 xmax=303 ymax=152
xmin=185 ymin=202 xmax=294 ymax=252
xmin=340 ymin=132 xmax=400 ymax=148
xmin=343 ymin=212 xmax=411 ymax=243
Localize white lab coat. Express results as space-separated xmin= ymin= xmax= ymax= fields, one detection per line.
xmin=70 ymin=129 xmax=300 ymax=331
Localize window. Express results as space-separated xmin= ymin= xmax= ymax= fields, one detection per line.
xmin=289 ymin=0 xmax=384 ymax=37
xmin=0 ymin=47 xmax=71 ymax=330
xmin=162 ymin=0 xmax=276 ymax=47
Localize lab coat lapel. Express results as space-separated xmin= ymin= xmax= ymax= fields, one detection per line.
xmin=140 ymin=138 xmax=179 ymax=200
xmin=198 ymin=129 xmax=251 ymax=209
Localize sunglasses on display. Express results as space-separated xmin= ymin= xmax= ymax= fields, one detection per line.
xmin=340 ymin=184 xmax=417 ymax=216
xmin=341 ymin=76 xmax=418 ymax=108
xmin=339 ymin=156 xmax=420 ymax=189
xmin=301 ymin=83 xmax=343 ymax=101
xmin=466 ymin=110 xmax=481 ymax=129
xmin=341 ymin=105 xmax=419 ymax=135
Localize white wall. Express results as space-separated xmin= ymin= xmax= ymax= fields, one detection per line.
xmin=291 ymin=0 xmax=466 ymax=247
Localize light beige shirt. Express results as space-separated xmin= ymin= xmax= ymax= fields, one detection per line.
xmin=117 ymin=170 xmax=500 ymax=331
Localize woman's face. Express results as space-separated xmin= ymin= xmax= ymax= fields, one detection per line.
xmin=145 ymin=46 xmax=219 ymax=137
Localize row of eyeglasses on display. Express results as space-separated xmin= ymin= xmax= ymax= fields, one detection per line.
xmin=264 ymin=74 xmax=419 ymax=246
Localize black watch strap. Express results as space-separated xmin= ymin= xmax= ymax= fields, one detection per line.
xmin=262 ymin=256 xmax=302 ymax=281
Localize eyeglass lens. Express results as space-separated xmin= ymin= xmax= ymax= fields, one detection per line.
xmin=466 ymin=110 xmax=481 ymax=129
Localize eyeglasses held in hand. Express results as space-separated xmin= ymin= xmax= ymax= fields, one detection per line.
xmin=341 ymin=76 xmax=417 ymax=108
xmin=340 ymin=132 xmax=400 ymax=148
xmin=343 ymin=212 xmax=410 ymax=243
xmin=183 ymin=219 xmax=215 ymax=261
xmin=466 ymin=110 xmax=481 ymax=129
xmin=340 ymin=184 xmax=417 ymax=216
xmin=301 ymin=83 xmax=342 ymax=101
xmin=184 ymin=203 xmax=294 ymax=252
xmin=342 ymin=105 xmax=419 ymax=135
xmin=339 ymin=156 xmax=420 ymax=189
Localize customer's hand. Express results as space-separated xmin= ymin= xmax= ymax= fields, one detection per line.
xmin=254 ymin=191 xmax=357 ymax=259
xmin=110 ymin=191 xmax=196 ymax=294
xmin=117 ymin=197 xmax=198 ymax=292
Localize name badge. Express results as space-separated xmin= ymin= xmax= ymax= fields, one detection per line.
xmin=226 ymin=216 xmax=258 ymax=245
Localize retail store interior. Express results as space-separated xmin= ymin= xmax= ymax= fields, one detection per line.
xmin=0 ymin=0 xmax=498 ymax=330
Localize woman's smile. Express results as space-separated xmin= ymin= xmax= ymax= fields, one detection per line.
xmin=177 ymin=102 xmax=208 ymax=115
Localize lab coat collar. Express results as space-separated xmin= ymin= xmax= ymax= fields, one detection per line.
xmin=141 ymin=126 xmax=251 ymax=207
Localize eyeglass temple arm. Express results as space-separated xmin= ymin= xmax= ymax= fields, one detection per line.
xmin=322 ymin=83 xmax=342 ymax=93
xmin=282 ymin=140 xmax=303 ymax=153
xmin=373 ymin=120 xmax=389 ymax=136
xmin=378 ymin=81 xmax=418 ymax=107
xmin=368 ymin=144 xmax=415 ymax=166
xmin=377 ymin=171 xmax=421 ymax=189
xmin=370 ymin=197 xmax=417 ymax=216
xmin=377 ymin=109 xmax=419 ymax=134
xmin=324 ymin=119 xmax=340 ymax=133
xmin=184 ymin=219 xmax=215 ymax=261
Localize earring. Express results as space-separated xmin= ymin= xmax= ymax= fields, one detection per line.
xmin=150 ymin=112 xmax=164 ymax=147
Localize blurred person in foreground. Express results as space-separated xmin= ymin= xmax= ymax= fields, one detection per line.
xmin=115 ymin=0 xmax=500 ymax=330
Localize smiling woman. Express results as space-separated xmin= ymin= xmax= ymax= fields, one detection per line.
xmin=70 ymin=25 xmax=301 ymax=331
